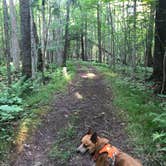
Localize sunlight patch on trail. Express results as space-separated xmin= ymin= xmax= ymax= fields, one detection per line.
xmin=14 ymin=120 xmax=29 ymax=153
xmin=81 ymin=72 xmax=96 ymax=79
xmin=74 ymin=92 xmax=83 ymax=99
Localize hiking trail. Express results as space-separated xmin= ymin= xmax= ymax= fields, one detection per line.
xmin=11 ymin=65 xmax=139 ymax=166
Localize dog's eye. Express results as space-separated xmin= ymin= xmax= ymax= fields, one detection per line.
xmin=83 ymin=144 xmax=88 ymax=148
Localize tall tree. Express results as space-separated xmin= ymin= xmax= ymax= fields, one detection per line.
xmin=53 ymin=2 xmax=63 ymax=66
xmin=41 ymin=0 xmax=46 ymax=71
xmin=9 ymin=0 xmax=20 ymax=71
xmin=151 ymin=0 xmax=166 ymax=82
xmin=132 ymin=0 xmax=137 ymax=70
xmin=63 ymin=0 xmax=71 ymax=67
xmin=19 ymin=0 xmax=32 ymax=78
xmin=145 ymin=3 xmax=155 ymax=67
xmin=3 ymin=0 xmax=11 ymax=85
xmin=30 ymin=8 xmax=37 ymax=78
xmin=97 ymin=2 xmax=102 ymax=63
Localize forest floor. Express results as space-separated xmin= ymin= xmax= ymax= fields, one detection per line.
xmin=10 ymin=64 xmax=142 ymax=166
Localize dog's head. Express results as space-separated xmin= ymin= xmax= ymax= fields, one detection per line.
xmin=77 ymin=128 xmax=98 ymax=154
xmin=77 ymin=128 xmax=109 ymax=154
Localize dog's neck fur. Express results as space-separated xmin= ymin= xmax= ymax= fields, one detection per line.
xmin=96 ymin=136 xmax=109 ymax=149
xmin=92 ymin=136 xmax=110 ymax=159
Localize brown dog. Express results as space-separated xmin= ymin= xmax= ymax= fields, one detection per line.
xmin=77 ymin=129 xmax=142 ymax=166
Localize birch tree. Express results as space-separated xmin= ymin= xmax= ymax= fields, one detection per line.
xmin=9 ymin=0 xmax=20 ymax=71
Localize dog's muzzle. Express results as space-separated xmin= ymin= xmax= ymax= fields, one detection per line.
xmin=76 ymin=144 xmax=88 ymax=154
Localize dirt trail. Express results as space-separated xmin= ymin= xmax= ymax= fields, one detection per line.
xmin=11 ymin=65 xmax=137 ymax=166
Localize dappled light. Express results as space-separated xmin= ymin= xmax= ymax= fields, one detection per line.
xmin=63 ymin=67 xmax=71 ymax=81
xmin=105 ymin=72 xmax=117 ymax=78
xmin=74 ymin=92 xmax=83 ymax=100
xmin=81 ymin=72 xmax=96 ymax=79
xmin=15 ymin=120 xmax=29 ymax=153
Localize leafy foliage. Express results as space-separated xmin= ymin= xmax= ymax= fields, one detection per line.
xmin=95 ymin=63 xmax=166 ymax=164
xmin=0 ymin=62 xmax=76 ymax=161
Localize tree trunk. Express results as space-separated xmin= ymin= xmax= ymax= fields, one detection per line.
xmin=122 ymin=1 xmax=127 ymax=65
xmin=19 ymin=0 xmax=32 ymax=78
xmin=32 ymin=19 xmax=43 ymax=72
xmin=151 ymin=0 xmax=166 ymax=81
xmin=37 ymin=15 xmax=43 ymax=72
xmin=132 ymin=0 xmax=137 ymax=70
xmin=76 ymin=39 xmax=80 ymax=59
xmin=54 ymin=14 xmax=63 ymax=66
xmin=97 ymin=2 xmax=102 ymax=63
xmin=81 ymin=33 xmax=85 ymax=61
xmin=42 ymin=0 xmax=46 ymax=71
xmin=145 ymin=4 xmax=155 ymax=67
xmin=161 ymin=50 xmax=166 ymax=93
xmin=63 ymin=0 xmax=70 ymax=67
xmin=30 ymin=8 xmax=37 ymax=78
xmin=9 ymin=0 xmax=20 ymax=71
xmin=3 ymin=0 xmax=12 ymax=85
xmin=84 ymin=14 xmax=88 ymax=61
xmin=108 ymin=3 xmax=115 ymax=66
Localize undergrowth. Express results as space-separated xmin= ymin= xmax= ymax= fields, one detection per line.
xmin=94 ymin=63 xmax=166 ymax=165
xmin=0 ymin=61 xmax=76 ymax=163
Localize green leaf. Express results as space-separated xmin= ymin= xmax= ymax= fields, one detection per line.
xmin=0 ymin=105 xmax=23 ymax=112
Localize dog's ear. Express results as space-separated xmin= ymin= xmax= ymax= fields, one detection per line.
xmin=86 ymin=128 xmax=93 ymax=135
xmin=90 ymin=132 xmax=98 ymax=143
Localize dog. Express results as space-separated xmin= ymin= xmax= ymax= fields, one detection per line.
xmin=77 ymin=129 xmax=143 ymax=166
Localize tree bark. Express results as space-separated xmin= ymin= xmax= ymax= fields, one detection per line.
xmin=37 ymin=15 xmax=43 ymax=72
xmin=108 ymin=3 xmax=115 ymax=66
xmin=54 ymin=14 xmax=63 ymax=66
xmin=30 ymin=8 xmax=37 ymax=78
xmin=145 ymin=4 xmax=155 ymax=67
xmin=151 ymin=0 xmax=166 ymax=81
xmin=97 ymin=2 xmax=102 ymax=63
xmin=132 ymin=0 xmax=137 ymax=70
xmin=3 ymin=0 xmax=12 ymax=85
xmin=19 ymin=0 xmax=32 ymax=78
xmin=42 ymin=0 xmax=46 ymax=71
xmin=63 ymin=0 xmax=70 ymax=67
xmin=84 ymin=14 xmax=88 ymax=61
xmin=9 ymin=0 xmax=20 ymax=71
xmin=81 ymin=33 xmax=85 ymax=61
xmin=161 ymin=50 xmax=166 ymax=93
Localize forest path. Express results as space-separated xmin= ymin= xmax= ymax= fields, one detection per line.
xmin=11 ymin=65 xmax=136 ymax=166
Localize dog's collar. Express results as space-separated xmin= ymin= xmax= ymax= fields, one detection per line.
xmin=93 ymin=144 xmax=120 ymax=162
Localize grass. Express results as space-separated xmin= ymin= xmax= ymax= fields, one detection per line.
xmin=93 ymin=63 xmax=166 ymax=165
xmin=0 ymin=61 xmax=76 ymax=164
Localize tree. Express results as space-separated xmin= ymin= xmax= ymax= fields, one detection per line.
xmin=9 ymin=0 xmax=20 ymax=71
xmin=97 ymin=2 xmax=102 ymax=63
xmin=132 ymin=0 xmax=137 ymax=70
xmin=53 ymin=2 xmax=64 ymax=66
xmin=63 ymin=0 xmax=71 ymax=67
xmin=151 ymin=0 xmax=166 ymax=83
xmin=3 ymin=0 xmax=11 ymax=85
xmin=19 ymin=0 xmax=32 ymax=78
xmin=41 ymin=0 xmax=46 ymax=71
xmin=145 ymin=3 xmax=155 ymax=67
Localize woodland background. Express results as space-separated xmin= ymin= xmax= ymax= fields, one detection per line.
xmin=0 ymin=0 xmax=166 ymax=165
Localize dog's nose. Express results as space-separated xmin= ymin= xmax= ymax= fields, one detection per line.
xmin=76 ymin=149 xmax=80 ymax=153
